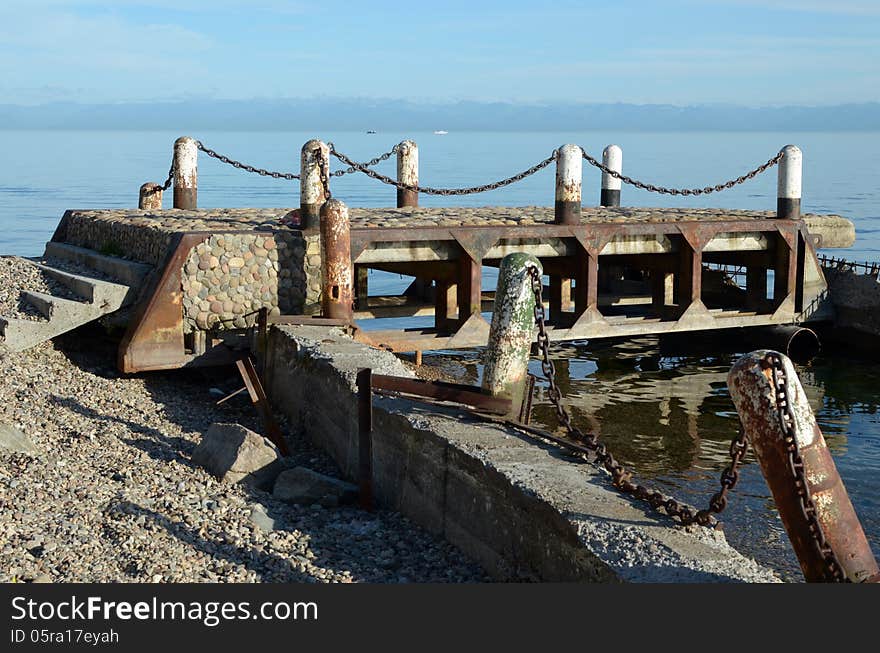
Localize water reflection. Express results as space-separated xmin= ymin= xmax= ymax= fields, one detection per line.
xmin=424 ymin=336 xmax=879 ymax=581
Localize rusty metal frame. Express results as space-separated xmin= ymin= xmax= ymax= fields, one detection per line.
xmin=352 ymin=218 xmax=806 ymax=352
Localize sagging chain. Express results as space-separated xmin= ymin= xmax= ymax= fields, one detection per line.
xmin=764 ymin=352 xmax=848 ymax=582
xmin=329 ymin=145 xmax=557 ymax=196
xmin=326 ymin=142 xmax=398 ymax=177
xmin=527 ymin=265 xmax=751 ymax=528
xmin=196 ymin=141 xmax=300 ymax=180
xmin=581 ymin=148 xmax=784 ymax=196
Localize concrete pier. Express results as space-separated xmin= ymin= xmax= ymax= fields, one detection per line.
xmin=263 ymin=324 xmax=778 ymax=582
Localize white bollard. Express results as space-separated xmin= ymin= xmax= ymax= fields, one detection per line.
xmin=777 ymin=144 xmax=802 ymax=220
xmin=301 ymin=139 xmax=329 ymax=230
xmin=555 ymin=144 xmax=582 ymax=224
xmin=600 ymin=144 xmax=622 ymax=207
xmin=396 ymin=140 xmax=419 ymax=208
xmin=173 ymin=136 xmax=198 ymax=209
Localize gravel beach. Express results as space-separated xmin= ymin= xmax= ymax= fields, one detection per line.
xmin=0 ymin=330 xmax=489 ymax=583
xmin=0 ymin=256 xmax=83 ymax=321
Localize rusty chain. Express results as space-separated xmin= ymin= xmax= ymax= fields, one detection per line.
xmin=526 ymin=265 xmax=752 ymax=528
xmin=582 ymin=147 xmax=784 ymax=196
xmin=329 ymin=145 xmax=558 ymax=196
xmin=189 ymin=140 xmax=782 ymax=198
xmin=764 ymin=352 xmax=848 ymax=582
xmin=196 ymin=141 xmax=300 ymax=180
xmin=158 ymin=160 xmax=174 ymax=191
xmin=326 ymin=142 xmax=398 ymax=177
xmin=316 ymin=146 xmax=332 ymax=200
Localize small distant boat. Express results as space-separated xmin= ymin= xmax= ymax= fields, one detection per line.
xmin=433 ymin=130 xmax=448 ymax=135
xmin=366 ymin=130 xmax=377 ymax=134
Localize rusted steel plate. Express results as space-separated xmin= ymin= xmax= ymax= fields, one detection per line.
xmin=118 ymin=232 xmax=210 ymax=373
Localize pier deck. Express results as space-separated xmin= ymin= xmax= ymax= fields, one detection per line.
xmin=47 ymin=206 xmax=854 ymax=369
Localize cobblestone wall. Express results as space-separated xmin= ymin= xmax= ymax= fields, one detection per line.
xmin=180 ymin=232 xmax=321 ymax=332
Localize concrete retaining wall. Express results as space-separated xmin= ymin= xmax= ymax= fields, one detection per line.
xmin=265 ymin=325 xmax=779 ymax=582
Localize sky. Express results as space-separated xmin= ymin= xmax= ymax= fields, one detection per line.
xmin=0 ymin=0 xmax=878 ymax=107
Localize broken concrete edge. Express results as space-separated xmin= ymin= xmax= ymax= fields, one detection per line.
xmin=264 ymin=324 xmax=779 ymax=583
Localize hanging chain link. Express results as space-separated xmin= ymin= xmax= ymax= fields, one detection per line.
xmin=185 ymin=139 xmax=782 ymax=198
xmin=158 ymin=160 xmax=174 ymax=191
xmin=581 ymin=147 xmax=784 ymax=196
xmin=316 ymin=146 xmax=332 ymax=200
xmin=527 ymin=265 xmax=752 ymax=528
xmin=764 ymin=352 xmax=848 ymax=582
xmin=196 ymin=141 xmax=300 ymax=180
xmin=325 ymin=142 xmax=399 ymax=177
xmin=329 ymin=145 xmax=557 ymax=196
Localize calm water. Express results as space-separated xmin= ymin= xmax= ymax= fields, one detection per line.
xmin=2 ymin=130 xmax=879 ymax=580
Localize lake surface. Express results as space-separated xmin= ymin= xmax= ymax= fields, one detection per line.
xmin=2 ymin=129 xmax=879 ymax=580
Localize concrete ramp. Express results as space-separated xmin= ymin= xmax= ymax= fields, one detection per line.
xmin=0 ymin=248 xmax=152 ymax=352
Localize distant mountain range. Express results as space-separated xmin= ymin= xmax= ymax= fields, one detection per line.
xmin=1 ymin=99 xmax=878 ymax=131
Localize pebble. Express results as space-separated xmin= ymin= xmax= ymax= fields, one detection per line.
xmin=0 ymin=334 xmax=488 ymax=584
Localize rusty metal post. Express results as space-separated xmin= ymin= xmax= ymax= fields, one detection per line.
xmin=396 ymin=140 xmax=418 ymax=208
xmin=555 ymin=144 xmax=582 ymax=224
xmin=728 ymin=350 xmax=879 ymax=582
xmin=777 ymin=144 xmax=801 ymax=220
xmin=300 ymin=139 xmax=329 ymax=230
xmin=172 ymin=136 xmax=198 ymax=209
xmin=319 ymin=198 xmax=353 ymax=321
xmin=138 ymin=182 xmax=163 ymax=210
xmin=483 ymin=253 xmax=542 ymax=417
xmin=600 ymin=145 xmax=622 ymax=207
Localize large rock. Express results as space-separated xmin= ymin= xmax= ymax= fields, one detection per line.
xmin=191 ymin=423 xmax=282 ymax=488
xmin=273 ymin=466 xmax=358 ymax=507
xmin=0 ymin=424 xmax=38 ymax=456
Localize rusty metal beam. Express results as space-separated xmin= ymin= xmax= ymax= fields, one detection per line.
xmin=371 ymin=374 xmax=512 ymax=415
xmin=236 ymin=355 xmax=289 ymax=456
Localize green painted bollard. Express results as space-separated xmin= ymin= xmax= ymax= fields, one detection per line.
xmin=483 ymin=253 xmax=543 ymax=417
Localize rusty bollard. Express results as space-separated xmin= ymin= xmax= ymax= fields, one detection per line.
xmin=483 ymin=253 xmax=542 ymax=418
xmin=728 ymin=350 xmax=879 ymax=582
xmin=777 ymin=144 xmax=801 ymax=220
xmin=173 ymin=136 xmax=198 ymax=209
xmin=555 ymin=144 xmax=582 ymax=225
xmin=600 ymin=144 xmax=622 ymax=207
xmin=319 ymin=199 xmax=353 ymax=321
xmin=396 ymin=139 xmax=418 ymax=208
xmin=138 ymin=182 xmax=163 ymax=210
xmin=301 ymin=139 xmax=329 ymax=230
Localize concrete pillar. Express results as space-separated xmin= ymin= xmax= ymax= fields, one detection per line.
xmin=728 ymin=350 xmax=879 ymax=583
xmin=600 ymin=145 xmax=622 ymax=207
xmin=173 ymin=136 xmax=198 ymax=210
xmin=777 ymin=144 xmax=801 ymax=220
xmin=139 ymin=182 xmax=163 ymax=210
xmin=319 ymin=199 xmax=353 ymax=321
xmin=483 ymin=253 xmax=542 ymax=416
xmin=301 ymin=139 xmax=329 ymax=230
xmin=396 ymin=140 xmax=419 ymax=208
xmin=555 ymin=144 xmax=582 ymax=224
